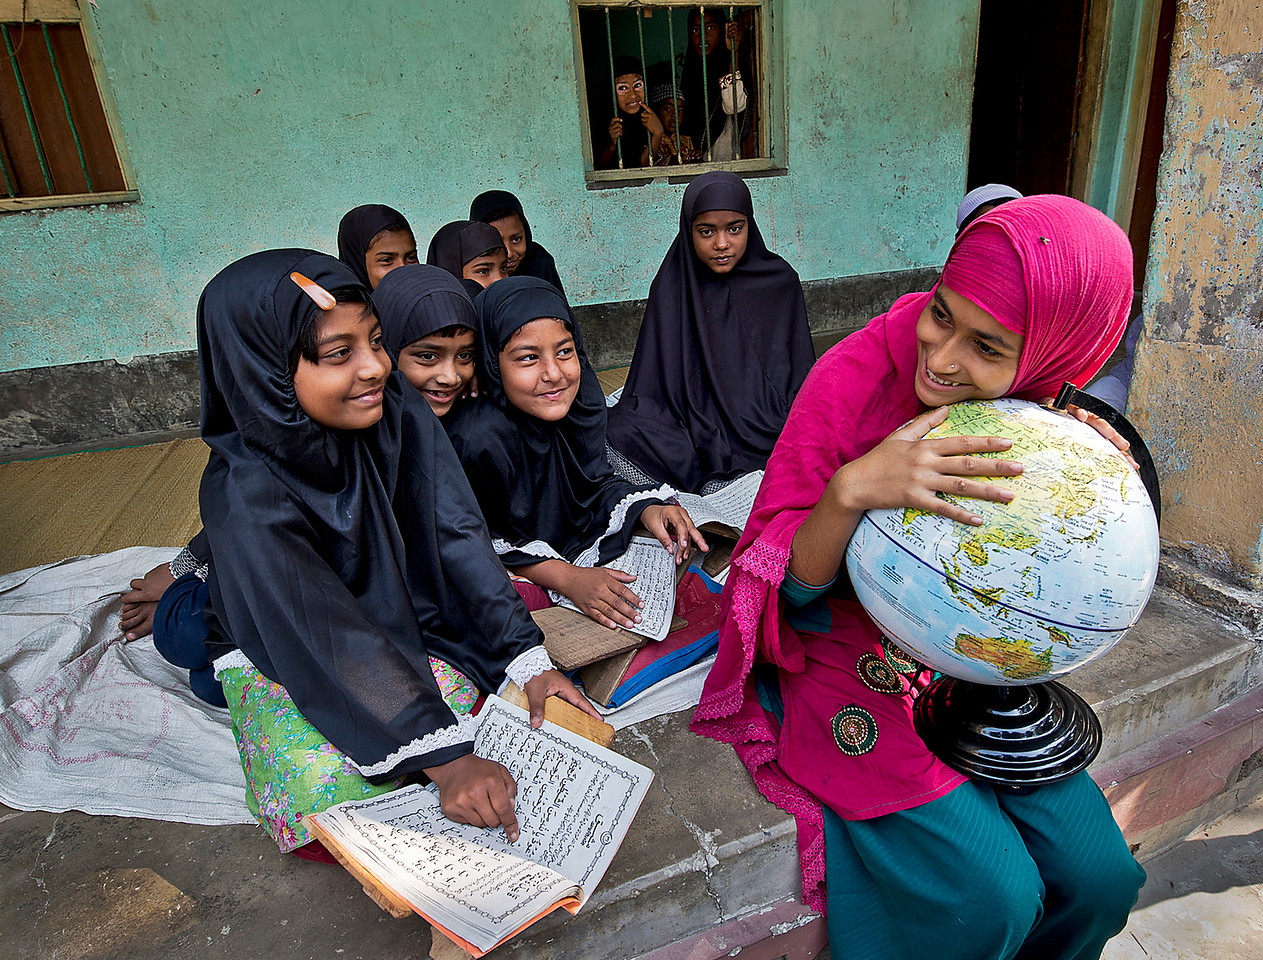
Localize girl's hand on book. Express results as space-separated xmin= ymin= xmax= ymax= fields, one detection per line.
xmin=565 ymin=566 xmax=644 ymax=630
xmin=522 ymin=669 xmax=603 ymax=727
xmin=425 ymin=754 xmax=521 ymax=843
xmin=831 ymin=406 xmax=1023 ymax=527
xmin=641 ymin=504 xmax=709 ymax=565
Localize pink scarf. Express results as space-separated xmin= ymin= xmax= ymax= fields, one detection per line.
xmin=691 ymin=195 xmax=1133 ymax=911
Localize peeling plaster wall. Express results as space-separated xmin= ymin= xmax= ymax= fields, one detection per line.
xmin=1131 ymin=0 xmax=1263 ymax=584
xmin=0 ymin=0 xmax=978 ymax=374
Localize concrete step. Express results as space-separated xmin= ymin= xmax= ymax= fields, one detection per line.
xmin=1071 ymin=586 xmax=1262 ymax=767
xmin=497 ymin=578 xmax=1263 ymax=959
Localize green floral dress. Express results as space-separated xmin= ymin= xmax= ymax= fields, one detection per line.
xmin=219 ymin=655 xmax=478 ymax=852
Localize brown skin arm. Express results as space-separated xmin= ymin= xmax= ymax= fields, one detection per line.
xmin=119 ymin=562 xmax=177 ymax=639
xmin=514 ymin=559 xmax=644 ymax=630
xmin=789 ymin=407 xmax=1024 ymax=587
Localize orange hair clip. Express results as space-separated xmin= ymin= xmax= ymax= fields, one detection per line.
xmin=289 ymin=272 xmax=336 ymax=311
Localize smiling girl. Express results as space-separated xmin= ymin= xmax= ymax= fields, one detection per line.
xmin=198 ymin=250 xmax=595 ymax=855
xmin=607 ymin=171 xmax=815 ymax=493
xmin=374 ymin=264 xmax=478 ymax=419
xmin=446 ymin=277 xmax=707 ymax=630
xmin=469 ymin=190 xmax=567 ymax=298
xmin=426 ymin=220 xmax=510 ymax=292
xmin=336 ymin=203 xmax=418 ymax=290
xmin=692 ymin=196 xmax=1145 ymax=960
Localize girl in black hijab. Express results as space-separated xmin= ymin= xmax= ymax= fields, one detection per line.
xmin=446 ymin=276 xmax=708 ymax=630
xmin=336 ymin=203 xmax=418 ymax=290
xmin=470 ymin=190 xmax=567 ymax=298
xmin=594 ymin=56 xmax=663 ymax=170
xmin=198 ymin=249 xmax=594 ymax=852
xmin=606 ymin=172 xmax=814 ymax=493
xmin=426 ymin=220 xmax=509 ymax=294
xmin=374 ymin=264 xmax=478 ymax=420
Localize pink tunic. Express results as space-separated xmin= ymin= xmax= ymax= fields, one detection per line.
xmin=692 ymin=195 xmax=1133 ymax=912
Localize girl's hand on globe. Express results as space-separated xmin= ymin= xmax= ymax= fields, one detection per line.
xmin=1054 ymin=401 xmax=1141 ymax=472
xmin=834 ymin=406 xmax=1025 ymax=526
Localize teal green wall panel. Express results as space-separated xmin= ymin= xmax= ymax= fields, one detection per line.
xmin=0 ymin=0 xmax=978 ymax=373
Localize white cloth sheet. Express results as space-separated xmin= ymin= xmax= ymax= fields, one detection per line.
xmin=0 ymin=547 xmax=253 ymax=824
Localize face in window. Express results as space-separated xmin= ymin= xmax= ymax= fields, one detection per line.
xmin=498 ymin=317 xmax=582 ymax=422
xmin=690 ymin=210 xmax=749 ymax=275
xmin=364 ymin=229 xmax=418 ymax=290
xmin=463 ymin=249 xmax=510 ymax=289
xmin=490 ymin=213 xmax=529 ymax=274
xmin=913 ymin=285 xmax=1024 ymax=406
xmin=397 ymin=329 xmax=477 ymax=417
xmin=656 ymin=97 xmax=684 ymax=135
xmin=292 ymin=305 xmax=391 ymax=430
xmin=690 ymin=14 xmax=723 ymax=56
xmin=615 ymin=73 xmax=646 ymax=115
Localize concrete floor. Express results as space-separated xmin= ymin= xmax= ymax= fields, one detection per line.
xmin=1101 ymin=795 xmax=1263 ymax=960
xmin=6 ymin=796 xmax=1260 ymax=960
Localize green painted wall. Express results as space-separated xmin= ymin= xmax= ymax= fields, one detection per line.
xmin=0 ymin=0 xmax=978 ymax=374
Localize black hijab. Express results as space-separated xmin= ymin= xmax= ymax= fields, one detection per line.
xmin=374 ymin=263 xmax=477 ymax=364
xmin=606 ymin=172 xmax=814 ymax=492
xmin=425 ymin=220 xmax=505 ymax=280
xmin=198 ymin=249 xmax=543 ymax=781
xmin=336 ymin=204 xmax=412 ymax=288
xmin=469 ymin=190 xmax=566 ymax=297
xmin=445 ymin=276 xmax=671 ymax=569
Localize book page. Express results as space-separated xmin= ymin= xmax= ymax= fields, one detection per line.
xmin=558 ymin=535 xmax=678 ymax=641
xmin=309 ymin=786 xmax=575 ymax=953
xmin=310 ymin=697 xmax=653 ymax=953
xmin=676 ymin=470 xmax=764 ymax=534
xmin=473 ymin=697 xmax=652 ymax=898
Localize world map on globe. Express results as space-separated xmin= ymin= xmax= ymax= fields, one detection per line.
xmin=846 ymin=398 xmax=1160 ymax=686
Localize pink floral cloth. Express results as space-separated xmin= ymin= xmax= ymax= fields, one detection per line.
xmin=691 ymin=196 xmax=1133 ymax=911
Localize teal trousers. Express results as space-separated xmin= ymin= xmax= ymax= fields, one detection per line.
xmin=822 ymin=772 xmax=1145 ymax=960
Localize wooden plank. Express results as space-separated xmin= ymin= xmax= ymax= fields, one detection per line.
xmin=0 ymin=27 xmax=48 ymax=196
xmin=533 ymin=604 xmax=646 ymax=671
xmin=429 ymin=924 xmax=477 ymax=960
xmin=305 ymin=820 xmax=413 ymax=920
xmin=499 ymin=681 xmax=616 ymax=748
xmin=579 ymin=647 xmax=640 ymax=707
xmin=14 ymin=24 xmax=90 ymax=195
xmin=47 ymin=23 xmax=125 ymax=191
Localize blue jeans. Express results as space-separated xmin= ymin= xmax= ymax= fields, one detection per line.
xmin=152 ymin=572 xmax=226 ymax=707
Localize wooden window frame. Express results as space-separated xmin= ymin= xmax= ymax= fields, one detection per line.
xmin=572 ymin=0 xmax=786 ymax=187
xmin=0 ymin=0 xmax=137 ymax=212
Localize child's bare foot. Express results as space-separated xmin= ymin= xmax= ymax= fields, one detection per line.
xmin=120 ymin=563 xmax=176 ymax=640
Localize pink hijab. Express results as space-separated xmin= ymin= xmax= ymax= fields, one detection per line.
xmin=691 ymin=195 xmax=1133 ymax=911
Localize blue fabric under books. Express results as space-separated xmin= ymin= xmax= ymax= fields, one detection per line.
xmin=607 ymin=566 xmax=724 ymax=707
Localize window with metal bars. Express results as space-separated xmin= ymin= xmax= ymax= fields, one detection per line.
xmin=574 ymin=2 xmax=779 ymax=184
xmin=0 ymin=1 xmax=136 ymax=211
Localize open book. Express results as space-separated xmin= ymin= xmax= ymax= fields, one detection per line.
xmin=557 ymin=535 xmax=681 ymax=641
xmin=675 ymin=470 xmax=764 ymax=539
xmin=307 ymin=696 xmax=653 ymax=957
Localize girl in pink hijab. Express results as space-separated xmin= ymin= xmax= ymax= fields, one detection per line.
xmin=692 ymin=196 xmax=1144 ymax=960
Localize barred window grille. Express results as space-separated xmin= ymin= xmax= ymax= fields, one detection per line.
xmin=0 ymin=1 xmax=136 ymax=211
xmin=574 ymin=2 xmax=778 ymax=183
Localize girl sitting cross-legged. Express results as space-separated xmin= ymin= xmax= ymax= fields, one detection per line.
xmin=197 ymin=249 xmax=596 ymax=855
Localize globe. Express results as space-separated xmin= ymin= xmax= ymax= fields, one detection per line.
xmin=845 ymin=398 xmax=1160 ymax=687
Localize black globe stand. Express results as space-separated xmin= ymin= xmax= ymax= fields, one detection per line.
xmin=912 ymin=677 xmax=1102 ymax=789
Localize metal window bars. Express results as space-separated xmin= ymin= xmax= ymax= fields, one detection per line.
xmin=588 ymin=3 xmax=757 ymax=172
